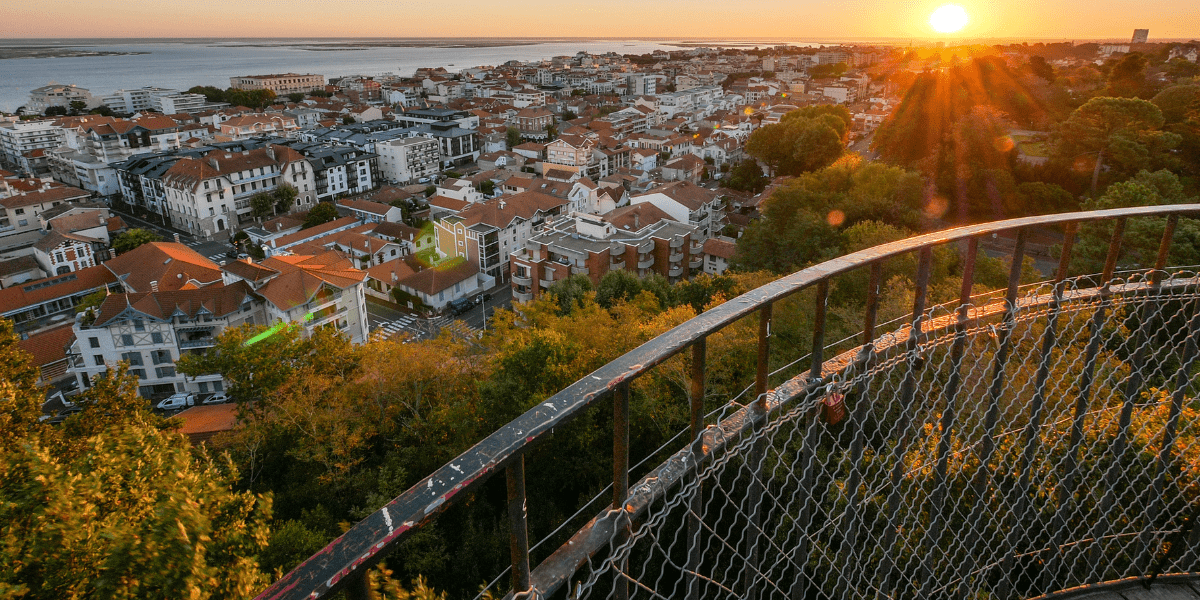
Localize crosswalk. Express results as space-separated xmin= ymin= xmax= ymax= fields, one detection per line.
xmin=183 ymin=240 xmax=236 ymax=264
xmin=371 ymin=314 xmax=481 ymax=342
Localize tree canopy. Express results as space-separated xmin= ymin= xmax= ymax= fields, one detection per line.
xmin=111 ymin=228 xmax=160 ymax=254
xmin=302 ymin=202 xmax=339 ymax=229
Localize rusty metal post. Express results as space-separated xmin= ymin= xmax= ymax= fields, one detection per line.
xmin=506 ymin=456 xmax=531 ymax=595
xmin=955 ymin=229 xmax=1027 ymax=596
xmin=613 ymin=382 xmax=630 ymax=600
xmin=789 ymin=280 xmax=829 ymax=600
xmin=1049 ymin=219 xmax=1122 ymax=589
xmin=879 ymin=246 xmax=933 ymax=596
xmin=686 ymin=338 xmax=706 ymax=600
xmin=740 ymin=303 xmax=772 ymax=600
xmin=837 ymin=262 xmax=882 ymax=593
xmin=918 ymin=237 xmax=978 ymax=597
xmin=1092 ymin=215 xmax=1178 ymax=576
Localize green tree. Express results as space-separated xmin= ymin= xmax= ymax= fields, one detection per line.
xmin=273 ymin=182 xmax=299 ymax=214
xmin=506 ymin=126 xmax=521 ymax=149
xmin=43 ymin=106 xmax=67 ymax=116
xmin=302 ymin=202 xmax=339 ymax=229
xmin=726 ymin=159 xmax=767 ymax=193
xmin=478 ymin=180 xmax=495 ymax=196
xmin=287 ymin=92 xmax=305 ymax=103
xmin=68 ymin=100 xmax=87 ymax=115
xmin=545 ymin=123 xmax=558 ymax=139
xmin=1150 ymin=84 xmax=1200 ymax=124
xmin=0 ymin=324 xmax=273 ymax=599
xmin=111 ymin=228 xmax=160 ymax=255
xmin=545 ymin=274 xmax=594 ymax=315
xmin=1028 ymin=55 xmax=1056 ymax=82
xmin=1016 ymin=181 xmax=1078 ymax=214
xmin=88 ymin=105 xmax=115 ymax=117
xmin=745 ymin=114 xmax=844 ymax=176
xmin=1106 ymin=52 xmax=1149 ymax=97
xmin=1055 ymin=96 xmax=1177 ymax=193
xmin=187 ymin=86 xmax=226 ymax=103
xmin=250 ymin=191 xmax=276 ymax=219
xmin=561 ymin=109 xmax=578 ymax=120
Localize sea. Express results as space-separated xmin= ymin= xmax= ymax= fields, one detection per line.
xmin=0 ymin=38 xmax=829 ymax=113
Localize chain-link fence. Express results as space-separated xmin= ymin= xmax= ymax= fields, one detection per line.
xmin=566 ymin=269 xmax=1200 ymax=600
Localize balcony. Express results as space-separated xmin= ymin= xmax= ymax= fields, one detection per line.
xmin=667 ymin=265 xmax=683 ymax=277
xmin=689 ymin=243 xmax=702 ymax=255
xmin=668 ymin=251 xmax=684 ymax=262
xmin=570 ymin=265 xmax=589 ymax=276
xmin=178 ymin=337 xmax=215 ymax=349
xmin=609 ymin=258 xmax=625 ymax=270
xmin=689 ymin=257 xmax=703 ymax=269
xmin=539 ymin=277 xmax=554 ymax=288
xmin=637 ymin=255 xmax=654 ymax=269
xmin=669 ymin=236 xmax=684 ymax=248
xmin=512 ymin=272 xmax=532 ymax=286
xmin=513 ymin=289 xmax=533 ymax=303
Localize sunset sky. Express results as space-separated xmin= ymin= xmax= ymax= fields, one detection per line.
xmin=2 ymin=0 xmax=1197 ymax=40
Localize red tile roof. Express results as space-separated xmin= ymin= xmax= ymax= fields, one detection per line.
xmin=103 ymin=242 xmax=222 ymax=293
xmin=18 ymin=323 xmax=75 ymax=368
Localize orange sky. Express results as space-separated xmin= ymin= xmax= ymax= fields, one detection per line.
xmin=1 ymin=0 xmax=1197 ymax=40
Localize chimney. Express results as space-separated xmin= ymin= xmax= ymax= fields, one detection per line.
xmin=150 ymin=280 xmax=158 ymax=292
xmin=498 ymin=200 xmax=506 ymax=210
xmin=173 ymin=233 xmax=180 ymax=243
xmin=633 ymin=213 xmax=639 ymax=229
xmin=276 ymin=222 xmax=282 ymax=231
xmin=390 ymin=270 xmax=397 ymax=283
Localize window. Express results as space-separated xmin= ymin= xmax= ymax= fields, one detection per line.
xmin=133 ymin=319 xmax=145 ymax=331
xmin=18 ymin=219 xmax=27 ymax=227
xmin=121 ymin=334 xmax=134 ymax=346
xmin=199 ymin=381 xmax=209 ymax=393
xmin=151 ymin=332 xmax=163 ymax=343
xmin=88 ymin=337 xmax=100 ymax=348
xmin=55 ymin=252 xmax=65 ymax=263
xmin=151 ymin=350 xmax=170 ymax=364
xmin=130 ymin=369 xmax=146 ymax=379
xmin=93 ymin=355 xmax=104 ymax=366
xmin=213 ymin=381 xmax=224 ymax=392
xmin=15 ymin=208 xmax=24 ymax=215
xmin=155 ymin=366 xmax=176 ymax=378
xmin=122 ymin=351 xmax=143 ymax=366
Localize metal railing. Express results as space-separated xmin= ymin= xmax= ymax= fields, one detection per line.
xmin=257 ymin=205 xmax=1200 ymax=600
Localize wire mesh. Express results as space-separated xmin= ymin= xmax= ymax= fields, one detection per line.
xmin=558 ymin=270 xmax=1200 ymax=600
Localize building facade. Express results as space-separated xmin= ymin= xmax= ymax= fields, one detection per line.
xmin=229 ymin=74 xmax=326 ymax=95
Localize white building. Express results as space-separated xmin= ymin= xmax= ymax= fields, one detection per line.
xmin=0 ymin=121 xmax=66 ymax=169
xmin=26 ymin=84 xmax=98 ymax=115
xmin=375 ymin=137 xmax=441 ymax=184
xmin=160 ymin=145 xmax=316 ymax=238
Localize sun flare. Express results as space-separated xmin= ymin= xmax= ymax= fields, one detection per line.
xmin=929 ymin=4 xmax=969 ymax=33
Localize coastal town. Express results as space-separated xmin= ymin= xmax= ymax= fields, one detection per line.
xmin=3 ymin=0 xmax=1200 ymax=592
xmin=3 ymin=36 xmax=1199 ymax=409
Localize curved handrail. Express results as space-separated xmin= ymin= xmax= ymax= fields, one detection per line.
xmin=256 ymin=204 xmax=1200 ymax=600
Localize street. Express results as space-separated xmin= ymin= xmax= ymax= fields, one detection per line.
xmin=365 ymin=283 xmax=514 ymax=342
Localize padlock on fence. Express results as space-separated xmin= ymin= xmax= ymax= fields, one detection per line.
xmin=821 ymin=391 xmax=846 ymax=425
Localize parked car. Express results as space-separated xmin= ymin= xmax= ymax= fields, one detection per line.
xmin=156 ymin=392 xmax=196 ymax=411
xmin=418 ymin=177 xmax=432 ymax=184
xmin=202 ymin=393 xmax=229 ymax=405
xmin=447 ymin=296 xmax=474 ymax=316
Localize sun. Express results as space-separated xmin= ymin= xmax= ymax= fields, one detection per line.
xmin=929 ymin=4 xmax=969 ymax=33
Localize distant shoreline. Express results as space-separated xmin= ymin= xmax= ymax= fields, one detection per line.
xmin=0 ymin=47 xmax=150 ymax=60
xmin=215 ymin=41 xmax=543 ymax=50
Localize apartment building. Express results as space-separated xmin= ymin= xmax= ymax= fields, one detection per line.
xmin=0 ymin=184 xmax=92 ymax=252
xmin=26 ymin=84 xmax=97 ymax=115
xmin=631 ymin=181 xmax=725 ymax=239
xmin=0 ymin=264 xmax=120 ymax=334
xmin=218 ymin=114 xmax=300 ymax=140
xmin=510 ymin=207 xmax=698 ymax=303
xmin=433 ymin=191 xmax=566 ymax=282
xmin=544 ymin=135 xmax=595 ymax=174
xmin=375 ymin=137 xmax=441 ymax=184
xmin=159 ymin=145 xmax=316 ymax=238
xmin=292 ymin=144 xmax=379 ymax=203
xmin=0 ymin=121 xmax=66 ymax=172
xmin=32 ymin=230 xmax=102 ymax=276
xmin=229 ymin=73 xmax=326 ymax=95
xmin=67 ymin=281 xmax=261 ymax=398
